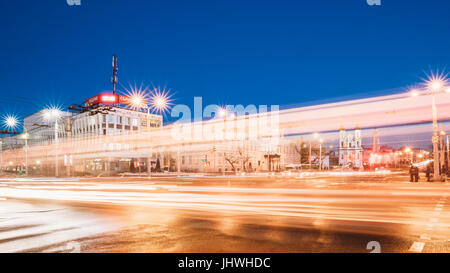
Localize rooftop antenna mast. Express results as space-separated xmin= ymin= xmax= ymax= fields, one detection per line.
xmin=112 ymin=55 xmax=118 ymax=95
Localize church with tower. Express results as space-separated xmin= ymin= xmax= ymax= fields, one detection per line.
xmin=338 ymin=126 xmax=363 ymax=168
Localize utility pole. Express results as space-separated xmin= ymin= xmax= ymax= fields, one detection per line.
xmin=0 ymin=139 xmax=2 ymax=174
xmin=319 ymin=140 xmax=323 ymax=171
xmin=431 ymin=87 xmax=441 ymax=181
xmin=177 ymin=145 xmax=181 ymax=177
xmin=447 ymin=135 xmax=449 ymax=172
xmin=65 ymin=117 xmax=72 ymax=177
xmin=309 ymin=140 xmax=312 ymax=169
xmin=298 ymin=137 xmax=302 ymax=169
xmin=55 ymin=119 xmax=59 ymax=177
xmin=223 ymin=151 xmax=226 ymax=176
xmin=22 ymin=129 xmax=29 ymax=176
xmin=112 ymin=55 xmax=118 ymax=95
xmin=146 ymin=106 xmax=152 ymax=178
xmin=440 ymin=125 xmax=445 ymax=175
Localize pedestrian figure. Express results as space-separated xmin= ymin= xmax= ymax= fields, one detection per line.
xmin=414 ymin=166 xmax=419 ymax=182
xmin=426 ymin=164 xmax=432 ymax=182
xmin=409 ymin=165 xmax=415 ymax=182
xmin=442 ymin=165 xmax=448 ymax=182
xmin=441 ymin=165 xmax=447 ymax=182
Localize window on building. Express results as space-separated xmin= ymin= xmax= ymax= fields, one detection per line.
xmin=117 ymin=116 xmax=122 ymax=124
xmin=108 ymin=115 xmax=114 ymax=123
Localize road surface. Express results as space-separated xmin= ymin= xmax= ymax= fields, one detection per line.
xmin=0 ymin=172 xmax=449 ymax=253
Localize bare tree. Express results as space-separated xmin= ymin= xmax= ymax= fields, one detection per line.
xmin=238 ymin=147 xmax=251 ymax=171
xmin=224 ymin=153 xmax=239 ymax=172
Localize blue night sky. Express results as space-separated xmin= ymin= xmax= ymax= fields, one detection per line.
xmin=1 ymin=0 xmax=450 ymax=121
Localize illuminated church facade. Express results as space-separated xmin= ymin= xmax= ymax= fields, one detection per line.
xmin=338 ymin=126 xmax=363 ymax=168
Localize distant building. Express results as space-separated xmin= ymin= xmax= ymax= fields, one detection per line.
xmin=24 ymin=109 xmax=73 ymax=146
xmin=69 ymin=105 xmax=162 ymax=138
xmin=372 ymin=128 xmax=380 ymax=153
xmin=338 ymin=126 xmax=363 ymax=168
xmin=3 ymin=93 xmax=164 ymax=175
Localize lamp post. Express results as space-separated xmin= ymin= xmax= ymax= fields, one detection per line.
xmin=130 ymin=92 xmax=169 ymax=177
xmin=0 ymin=139 xmax=2 ymax=173
xmin=412 ymin=76 xmax=448 ymax=181
xmin=43 ymin=108 xmax=63 ymax=177
xmin=312 ymin=133 xmax=319 ymax=170
xmin=440 ymin=131 xmax=450 ymax=179
xmin=319 ymin=138 xmax=323 ymax=171
xmin=19 ymin=130 xmax=30 ymax=176
xmin=219 ymin=108 xmax=227 ymax=176
xmin=447 ymin=135 xmax=449 ymax=172
xmin=1 ymin=115 xmax=20 ymax=174
xmin=430 ymin=80 xmax=444 ymax=181
xmin=297 ymin=137 xmax=302 ymax=173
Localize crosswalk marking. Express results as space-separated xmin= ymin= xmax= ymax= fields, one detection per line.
xmin=409 ymin=242 xmax=425 ymax=252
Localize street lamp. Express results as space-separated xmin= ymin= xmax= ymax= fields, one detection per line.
xmin=440 ymin=130 xmax=450 ymax=178
xmin=410 ymin=89 xmax=419 ymax=97
xmin=130 ymin=90 xmax=171 ymax=177
xmin=218 ymin=108 xmax=228 ymax=176
xmin=43 ymin=107 xmax=63 ymax=177
xmin=149 ymin=87 xmax=172 ymax=114
xmin=4 ymin=116 xmax=19 ymax=130
xmin=319 ymin=138 xmax=324 ymax=171
xmin=218 ymin=108 xmax=227 ymax=118
xmin=411 ymin=74 xmax=449 ymax=181
xmin=129 ymin=93 xmax=152 ymax=177
xmin=428 ymin=78 xmax=445 ymax=181
xmin=19 ymin=131 xmax=30 ymax=175
xmin=309 ymin=133 xmax=320 ymax=169
xmin=1 ymin=115 xmax=20 ymax=173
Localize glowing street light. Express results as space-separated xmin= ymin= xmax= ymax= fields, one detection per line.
xmin=319 ymin=138 xmax=324 ymax=171
xmin=410 ymin=89 xmax=420 ymax=97
xmin=42 ymin=107 xmax=63 ymax=177
xmin=127 ymin=86 xmax=173 ymax=177
xmin=43 ymin=107 xmax=63 ymax=122
xmin=430 ymin=80 xmax=443 ymax=91
xmin=218 ymin=108 xmax=227 ymax=118
xmin=149 ymin=87 xmax=173 ymax=114
xmin=130 ymin=95 xmax=146 ymax=109
xmin=19 ymin=131 xmax=30 ymax=176
xmin=1 ymin=115 xmax=20 ymax=172
xmin=308 ymin=133 xmax=320 ymax=168
xmin=154 ymin=97 xmax=167 ymax=110
xmin=425 ymin=71 xmax=448 ymax=181
xmin=2 ymin=115 xmax=19 ymax=131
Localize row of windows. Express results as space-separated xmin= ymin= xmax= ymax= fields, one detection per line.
xmin=72 ymin=124 xmax=140 ymax=136
xmin=71 ymin=113 xmax=161 ymax=136
xmin=101 ymin=115 xmax=139 ymax=126
xmin=72 ymin=114 xmax=146 ymax=129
